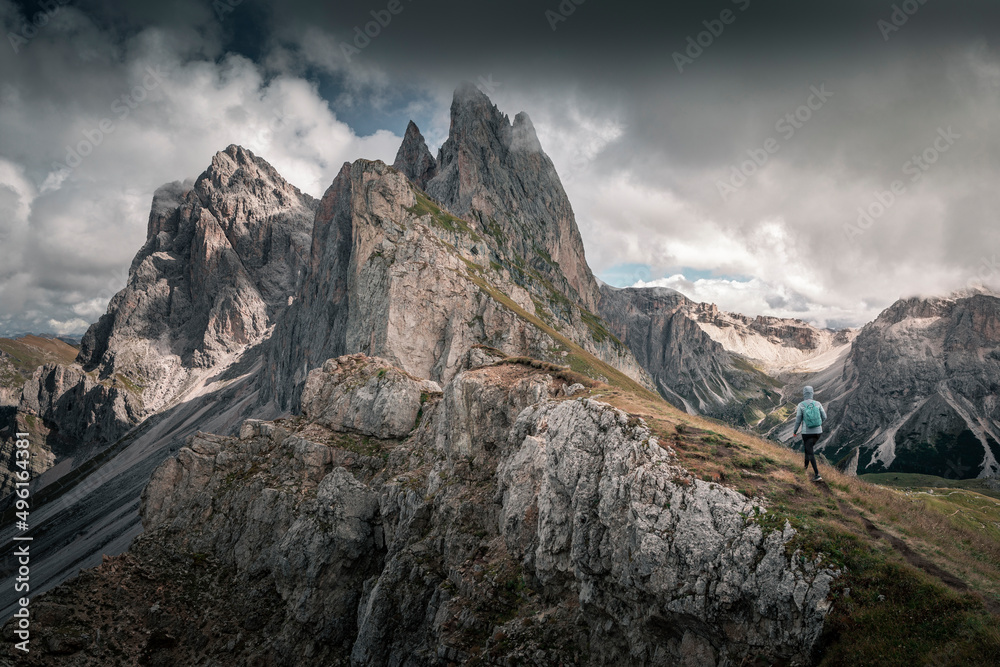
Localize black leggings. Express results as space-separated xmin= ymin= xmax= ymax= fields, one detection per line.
xmin=802 ymin=434 xmax=820 ymax=475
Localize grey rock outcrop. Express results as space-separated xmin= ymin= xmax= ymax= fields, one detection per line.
xmin=18 ymin=362 xmax=141 ymax=452
xmin=300 ymin=354 xmax=441 ymax=439
xmin=113 ymin=355 xmax=833 ymax=665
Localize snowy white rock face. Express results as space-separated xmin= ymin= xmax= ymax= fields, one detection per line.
xmin=137 ymin=355 xmax=834 ymax=666
xmin=690 ymin=304 xmax=856 ymax=375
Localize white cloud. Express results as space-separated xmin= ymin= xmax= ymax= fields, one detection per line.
xmin=634 ymin=274 xmax=880 ymax=329
xmin=0 ymin=10 xmax=402 ymax=335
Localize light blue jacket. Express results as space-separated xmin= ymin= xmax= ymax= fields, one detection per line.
xmin=793 ymin=385 xmax=827 ymax=435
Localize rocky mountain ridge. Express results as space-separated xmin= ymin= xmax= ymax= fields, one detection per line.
xmin=4 ymin=354 xmax=834 ymax=665
xmin=400 ymin=82 xmax=601 ymax=312
xmin=11 ymin=145 xmax=316 ymax=466
xmin=596 ymin=285 xmax=854 ymax=428
xmin=0 ymin=86 xmax=652 ymax=611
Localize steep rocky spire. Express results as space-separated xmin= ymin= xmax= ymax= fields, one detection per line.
xmin=394 ymin=83 xmax=601 ymax=311
xmin=392 ymin=121 xmax=438 ymax=190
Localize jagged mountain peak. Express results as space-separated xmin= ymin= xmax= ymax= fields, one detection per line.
xmin=205 ymin=144 xmax=280 ymax=180
xmin=864 ymin=291 xmax=1000 ymax=332
xmin=392 ymin=121 xmax=437 ymax=190
xmin=81 ymin=143 xmax=317 ymax=383
xmin=450 ymin=80 xmax=502 ymax=117
xmin=399 ymin=84 xmax=600 ymax=311
xmin=196 ymin=144 xmax=312 ymax=211
xmin=510 ymin=110 xmax=543 ymax=153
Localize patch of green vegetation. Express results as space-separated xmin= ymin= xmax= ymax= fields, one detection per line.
xmin=458 ymin=256 xmax=485 ymax=276
xmin=730 ymin=356 xmax=784 ymax=389
xmin=493 ymin=357 xmax=593 ymax=388
xmin=805 ymin=526 xmax=1000 ymax=666
xmin=530 ymin=297 xmax=554 ymax=326
xmin=733 ymin=455 xmax=777 ymax=472
xmin=861 ymin=473 xmax=1000 ymax=500
xmin=0 ymin=336 xmax=79 ymax=383
xmin=700 ymin=433 xmax=733 ymax=447
xmin=580 ymin=309 xmax=623 ymax=347
xmin=473 ymin=565 xmax=528 ymax=628
xmin=486 ymin=217 xmax=507 ymax=245
xmin=114 ymin=373 xmax=144 ymax=395
xmin=414 ymin=392 xmax=430 ymax=430
xmin=532 ymin=244 xmax=559 ymax=268
xmin=406 ymin=189 xmax=482 ymax=241
xmin=330 ymin=433 xmax=390 ymax=461
xmin=757 ymin=402 xmax=796 ymax=432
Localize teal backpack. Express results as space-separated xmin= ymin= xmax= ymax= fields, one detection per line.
xmin=803 ymin=400 xmax=823 ymax=429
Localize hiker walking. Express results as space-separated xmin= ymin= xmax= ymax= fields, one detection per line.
xmin=793 ymin=385 xmax=827 ymax=482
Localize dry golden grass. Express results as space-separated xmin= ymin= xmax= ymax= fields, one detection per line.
xmin=569 ymin=382 xmax=1000 ymax=665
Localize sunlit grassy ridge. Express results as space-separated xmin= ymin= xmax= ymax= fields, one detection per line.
xmin=0 ymin=335 xmax=78 ymax=375
xmin=421 ymin=193 xmax=1000 ymax=664
xmin=565 ymin=383 xmax=1000 ymax=665
xmin=468 ymin=295 xmax=1000 ymax=663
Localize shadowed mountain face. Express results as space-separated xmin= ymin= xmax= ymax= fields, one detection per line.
xmin=817 ymin=293 xmax=1000 ymax=478
xmin=597 ymin=285 xmax=748 ymax=412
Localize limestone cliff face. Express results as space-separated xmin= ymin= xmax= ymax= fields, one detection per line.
xmin=9 ymin=146 xmax=316 ymax=488
xmin=12 ymin=354 xmax=833 ymax=665
xmin=264 ymin=158 xmax=650 ymax=412
xmin=19 ymin=363 xmax=142 ymax=451
xmin=79 ymin=144 xmax=315 ymax=381
xmin=818 ymin=292 xmax=1000 ymax=478
xmin=396 ymin=82 xmax=601 ymax=312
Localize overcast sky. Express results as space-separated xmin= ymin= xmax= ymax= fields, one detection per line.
xmin=1 ymin=0 xmax=998 ymax=335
